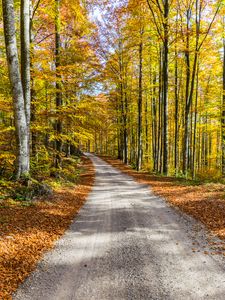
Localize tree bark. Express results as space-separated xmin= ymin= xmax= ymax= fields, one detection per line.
xmin=123 ymin=89 xmax=128 ymax=164
xmin=55 ymin=0 xmax=63 ymax=168
xmin=157 ymin=47 xmax=162 ymax=173
xmin=2 ymin=0 xmax=30 ymax=179
xmin=162 ymin=43 xmax=168 ymax=174
xmin=174 ymin=48 xmax=179 ymax=174
xmin=192 ymin=61 xmax=199 ymax=178
xmin=21 ymin=0 xmax=31 ymax=129
xmin=222 ymin=22 xmax=225 ymax=175
xmin=21 ymin=0 xmax=31 ymax=168
xmin=152 ymin=73 xmax=157 ymax=171
xmin=162 ymin=0 xmax=169 ymax=175
xmin=137 ymin=30 xmax=144 ymax=171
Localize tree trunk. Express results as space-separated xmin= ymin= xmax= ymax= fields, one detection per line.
xmin=192 ymin=62 xmax=199 ymax=178
xmin=182 ymin=8 xmax=191 ymax=175
xmin=30 ymin=1 xmax=37 ymax=156
xmin=174 ymin=50 xmax=179 ymax=174
xmin=222 ymin=26 xmax=225 ymax=175
xmin=123 ymin=90 xmax=128 ymax=164
xmin=152 ymin=73 xmax=157 ymax=171
xmin=137 ymin=30 xmax=143 ymax=171
xmin=2 ymin=0 xmax=30 ymax=179
xmin=55 ymin=0 xmax=63 ymax=168
xmin=162 ymin=0 xmax=169 ymax=175
xmin=183 ymin=1 xmax=200 ymax=176
xmin=157 ymin=48 xmax=162 ymax=173
xmin=21 ymin=0 xmax=31 ymax=135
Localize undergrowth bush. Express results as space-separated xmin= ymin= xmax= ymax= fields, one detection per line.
xmin=0 ymin=153 xmax=15 ymax=177
xmin=49 ymin=156 xmax=81 ymax=184
xmin=30 ymin=146 xmax=51 ymax=177
xmin=11 ymin=180 xmax=52 ymax=201
xmin=195 ymin=168 xmax=222 ymax=182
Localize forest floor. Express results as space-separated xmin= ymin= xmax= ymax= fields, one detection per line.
xmin=13 ymin=154 xmax=225 ymax=300
xmin=101 ymin=156 xmax=225 ymax=254
xmin=2 ymin=154 xmax=225 ymax=299
xmin=0 ymin=156 xmax=95 ymax=300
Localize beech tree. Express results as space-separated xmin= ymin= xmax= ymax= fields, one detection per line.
xmin=2 ymin=0 xmax=30 ymax=179
xmin=54 ymin=0 xmax=62 ymax=168
xmin=92 ymin=0 xmax=223 ymax=179
xmin=0 ymin=0 xmax=224 ymax=180
xmin=222 ymin=16 xmax=225 ymax=175
xmin=146 ymin=0 xmax=169 ymax=175
xmin=21 ymin=0 xmax=31 ymax=167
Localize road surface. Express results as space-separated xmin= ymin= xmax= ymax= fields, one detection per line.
xmin=14 ymin=154 xmax=225 ymax=300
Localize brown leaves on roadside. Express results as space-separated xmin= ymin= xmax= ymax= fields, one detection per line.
xmin=0 ymin=157 xmax=94 ymax=300
xmin=102 ymin=156 xmax=225 ymax=257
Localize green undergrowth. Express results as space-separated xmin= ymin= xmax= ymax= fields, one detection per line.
xmin=0 ymin=155 xmax=83 ymax=208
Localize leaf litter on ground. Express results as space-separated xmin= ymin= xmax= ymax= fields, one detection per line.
xmin=101 ymin=156 xmax=225 ymax=257
xmin=0 ymin=156 xmax=94 ymax=300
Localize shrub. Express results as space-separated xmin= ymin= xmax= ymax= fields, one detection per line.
xmin=196 ymin=168 xmax=222 ymax=181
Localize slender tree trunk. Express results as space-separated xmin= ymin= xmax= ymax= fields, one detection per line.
xmin=116 ymin=95 xmax=123 ymax=160
xmin=30 ymin=1 xmax=38 ymax=156
xmin=123 ymin=89 xmax=128 ymax=164
xmin=122 ymin=76 xmax=128 ymax=164
xmin=30 ymin=79 xmax=37 ymax=155
xmin=157 ymin=48 xmax=162 ymax=173
xmin=137 ymin=30 xmax=143 ymax=171
xmin=183 ymin=3 xmax=200 ymax=176
xmin=2 ymin=0 xmax=30 ymax=179
xmin=174 ymin=13 xmax=179 ymax=174
xmin=55 ymin=0 xmax=63 ymax=168
xmin=174 ymin=47 xmax=179 ymax=174
xmin=118 ymin=41 xmax=128 ymax=164
xmin=21 ymin=0 xmax=31 ymax=137
xmin=145 ymin=93 xmax=149 ymax=162
xmin=119 ymin=83 xmax=124 ymax=161
xmin=152 ymin=73 xmax=157 ymax=171
xmin=192 ymin=62 xmax=199 ymax=178
xmin=162 ymin=0 xmax=169 ymax=175
xmin=183 ymin=9 xmax=191 ymax=175
xmin=222 ymin=25 xmax=225 ymax=175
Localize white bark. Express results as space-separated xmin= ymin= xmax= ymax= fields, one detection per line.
xmin=2 ymin=0 xmax=30 ymax=178
xmin=21 ymin=0 xmax=31 ymax=169
xmin=21 ymin=0 xmax=31 ymax=127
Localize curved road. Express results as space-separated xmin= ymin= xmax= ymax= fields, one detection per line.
xmin=14 ymin=154 xmax=225 ymax=300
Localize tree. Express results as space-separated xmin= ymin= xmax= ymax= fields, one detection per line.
xmin=137 ymin=27 xmax=144 ymax=171
xmin=146 ymin=0 xmax=169 ymax=175
xmin=21 ymin=0 xmax=31 ymax=166
xmin=2 ymin=0 xmax=30 ymax=179
xmin=92 ymin=0 xmax=223 ymax=179
xmin=222 ymin=16 xmax=225 ymax=175
xmin=0 ymin=0 xmax=224 ymax=181
xmin=54 ymin=0 xmax=63 ymax=168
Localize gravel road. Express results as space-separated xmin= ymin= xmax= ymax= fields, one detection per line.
xmin=14 ymin=154 xmax=225 ymax=300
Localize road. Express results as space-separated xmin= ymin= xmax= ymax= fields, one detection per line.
xmin=14 ymin=154 xmax=225 ymax=300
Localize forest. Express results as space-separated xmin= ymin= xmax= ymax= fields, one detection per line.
xmin=0 ymin=0 xmax=224 ymax=181
xmin=2 ymin=0 xmax=225 ymax=299
xmin=94 ymin=0 xmax=225 ymax=178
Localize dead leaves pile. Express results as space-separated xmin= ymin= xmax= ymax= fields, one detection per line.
xmin=102 ymin=157 xmax=225 ymax=255
xmin=0 ymin=156 xmax=95 ymax=300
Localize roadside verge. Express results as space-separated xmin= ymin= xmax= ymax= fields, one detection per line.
xmin=0 ymin=156 xmax=95 ymax=300
xmin=101 ymin=156 xmax=225 ymax=256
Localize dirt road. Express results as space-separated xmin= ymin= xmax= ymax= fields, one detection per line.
xmin=14 ymin=154 xmax=225 ymax=300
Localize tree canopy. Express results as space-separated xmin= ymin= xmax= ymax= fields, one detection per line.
xmin=0 ymin=0 xmax=224 ymax=180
